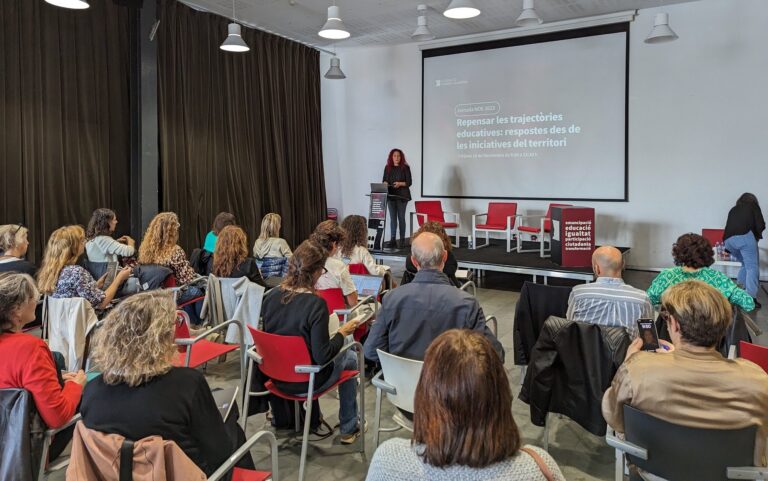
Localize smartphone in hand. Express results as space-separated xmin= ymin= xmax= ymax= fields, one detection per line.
xmin=636 ymin=318 xmax=660 ymax=351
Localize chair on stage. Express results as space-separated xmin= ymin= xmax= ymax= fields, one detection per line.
xmin=471 ymin=202 xmax=518 ymax=252
xmin=515 ymin=203 xmax=571 ymax=257
xmin=411 ymin=200 xmax=460 ymax=247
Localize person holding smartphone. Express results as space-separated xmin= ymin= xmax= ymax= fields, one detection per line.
xmin=603 ymin=280 xmax=768 ymax=471
xmin=259 ymin=241 xmax=364 ymax=444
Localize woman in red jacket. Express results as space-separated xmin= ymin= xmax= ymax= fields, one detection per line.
xmin=0 ymin=272 xmax=85 ymax=458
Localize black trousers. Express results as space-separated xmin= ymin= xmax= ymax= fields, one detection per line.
xmin=387 ymin=198 xmax=408 ymax=240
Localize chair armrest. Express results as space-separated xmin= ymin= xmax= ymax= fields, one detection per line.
xmin=47 ymin=414 xmax=81 ymax=437
xmin=739 ymin=309 xmax=763 ymax=336
xmin=295 ymin=341 xmax=364 ymax=374
xmin=460 ymin=281 xmax=477 ymax=297
xmin=444 ymin=212 xmax=460 ymax=223
xmin=208 ymin=430 xmax=279 ymax=481
xmin=175 ymin=319 xmax=242 ymax=346
xmin=472 ymin=213 xmax=488 ymax=226
xmin=246 ymin=346 xmax=263 ymax=365
xmin=506 ymin=215 xmax=519 ymax=230
xmin=371 ymin=370 xmax=397 ymax=395
xmin=486 ymin=315 xmax=498 ymax=337
xmin=335 ymin=295 xmax=377 ymax=321
xmin=726 ymin=467 xmax=768 ymax=479
xmin=606 ymin=433 xmax=648 ymax=460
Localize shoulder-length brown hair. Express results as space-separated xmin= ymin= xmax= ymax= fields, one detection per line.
xmin=281 ymin=241 xmax=326 ymax=304
xmin=213 ymin=225 xmax=248 ymax=277
xmin=413 ymin=329 xmax=520 ymax=467
xmin=340 ymin=215 xmax=367 ymax=257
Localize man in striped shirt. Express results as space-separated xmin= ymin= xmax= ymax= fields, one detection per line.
xmin=566 ymin=246 xmax=652 ymax=337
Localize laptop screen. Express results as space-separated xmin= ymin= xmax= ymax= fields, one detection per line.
xmin=350 ymin=274 xmax=384 ymax=297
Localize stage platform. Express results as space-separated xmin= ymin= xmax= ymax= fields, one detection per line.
xmin=373 ymin=239 xmax=630 ymax=284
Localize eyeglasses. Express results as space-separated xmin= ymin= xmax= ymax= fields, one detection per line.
xmin=322 ymin=267 xmax=328 ymax=275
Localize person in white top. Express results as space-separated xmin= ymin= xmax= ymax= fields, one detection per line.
xmin=84 ymin=208 xmax=136 ymax=263
xmin=337 ymin=215 xmax=390 ymax=276
xmin=252 ymin=213 xmax=293 ymax=259
xmin=310 ymin=220 xmax=358 ymax=307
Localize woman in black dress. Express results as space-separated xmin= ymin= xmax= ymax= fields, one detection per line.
xmin=382 ymin=148 xmax=412 ymax=248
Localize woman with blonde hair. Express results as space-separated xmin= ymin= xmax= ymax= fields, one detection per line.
xmin=253 ymin=213 xmax=292 ymax=279
xmin=0 ymin=224 xmax=36 ymax=275
xmin=338 ymin=215 xmax=390 ymax=275
xmin=81 ymin=290 xmax=252 ymax=475
xmin=211 ymin=225 xmax=265 ymax=286
xmin=402 ymin=221 xmax=459 ymax=287
xmin=38 ymin=225 xmax=131 ymax=309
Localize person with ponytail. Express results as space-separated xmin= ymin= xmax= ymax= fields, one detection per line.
xmin=38 ymin=225 xmax=131 ymax=309
xmin=259 ymin=241 xmax=364 ymax=443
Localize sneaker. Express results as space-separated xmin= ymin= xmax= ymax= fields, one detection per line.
xmin=340 ymin=420 xmax=368 ymax=445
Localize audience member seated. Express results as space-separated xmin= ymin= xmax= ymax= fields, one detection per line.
xmin=366 ymin=330 xmax=565 ymax=481
xmin=603 ymin=280 xmax=768 ymax=470
xmin=38 ymin=226 xmax=131 ymax=310
xmin=567 ymin=246 xmax=652 ymax=337
xmin=81 ymin=290 xmax=252 ymax=475
xmin=337 ymin=215 xmax=390 ymax=275
xmin=211 ymin=225 xmax=265 ymax=287
xmin=402 ymin=221 xmax=459 ymax=287
xmin=311 ymin=220 xmax=359 ymax=307
xmin=203 ymin=211 xmax=236 ymax=253
xmin=647 ymin=233 xmax=754 ymax=311
xmin=260 ymin=241 xmax=364 ymax=443
xmin=364 ymin=232 xmax=502 ymax=363
xmin=84 ymin=208 xmax=136 ymax=263
xmin=0 ymin=273 xmax=85 ymax=459
xmin=253 ymin=213 xmax=292 ymax=259
xmin=0 ymin=224 xmax=36 ymax=276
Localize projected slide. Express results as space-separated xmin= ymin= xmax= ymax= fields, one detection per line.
xmin=422 ymin=26 xmax=627 ymax=200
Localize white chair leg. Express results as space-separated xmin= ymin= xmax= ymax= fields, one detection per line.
xmin=373 ymin=387 xmax=383 ymax=448
xmin=614 ymin=446 xmax=624 ymax=481
xmin=543 ymin=413 xmax=550 ymax=452
xmin=298 ymin=376 xmax=316 ymax=481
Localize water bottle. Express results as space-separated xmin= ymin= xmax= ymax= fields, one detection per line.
xmin=468 ymin=235 xmax=474 ymax=249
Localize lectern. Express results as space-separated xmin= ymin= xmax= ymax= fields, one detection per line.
xmin=367 ymin=183 xmax=389 ymax=251
xmin=550 ymin=206 xmax=595 ymax=267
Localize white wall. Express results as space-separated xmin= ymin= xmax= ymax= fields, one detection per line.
xmin=321 ymin=0 xmax=768 ymax=274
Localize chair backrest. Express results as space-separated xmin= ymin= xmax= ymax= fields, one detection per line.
xmin=249 ymin=326 xmax=313 ymax=383
xmin=702 ymin=228 xmax=726 ymax=246
xmin=740 ymin=341 xmax=768 ymax=374
xmin=513 ymin=281 xmax=572 ymax=365
xmin=348 ymin=263 xmax=369 ymax=275
xmin=316 ymin=288 xmax=346 ymax=315
xmin=414 ymin=200 xmax=445 ymax=225
xmin=377 ymin=350 xmax=424 ymax=413
xmin=543 ymin=203 xmax=572 ymax=231
xmin=486 ymin=202 xmax=517 ymax=226
xmin=0 ymin=388 xmax=41 ymax=481
xmin=622 ymin=404 xmax=756 ymax=481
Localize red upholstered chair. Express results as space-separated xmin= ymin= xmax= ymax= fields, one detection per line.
xmin=348 ymin=263 xmax=369 ymax=275
xmin=164 ymin=274 xmax=206 ymax=309
xmin=316 ymin=288 xmax=376 ymax=341
xmin=243 ymin=326 xmax=365 ymax=481
xmin=472 ymin=202 xmax=519 ymax=252
xmin=173 ymin=311 xmax=245 ymax=389
xmin=701 ymin=229 xmax=725 ymax=247
xmin=515 ymin=203 xmax=572 ymax=258
xmin=739 ymin=341 xmax=768 ymax=374
xmin=411 ymin=200 xmax=460 ymax=247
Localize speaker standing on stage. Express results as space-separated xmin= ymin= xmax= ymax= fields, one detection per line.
xmin=382 ymin=148 xmax=412 ymax=248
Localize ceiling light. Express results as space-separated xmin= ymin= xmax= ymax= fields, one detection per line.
xmin=645 ymin=12 xmax=678 ymax=44
xmin=44 ymin=0 xmax=89 ymax=9
xmin=324 ymin=57 xmax=346 ymax=80
xmin=443 ymin=0 xmax=480 ymax=20
xmin=412 ymin=5 xmax=435 ymax=41
xmin=516 ymin=0 xmax=542 ymax=27
xmin=319 ymin=5 xmax=351 ymax=40
xmin=221 ymin=23 xmax=250 ymax=52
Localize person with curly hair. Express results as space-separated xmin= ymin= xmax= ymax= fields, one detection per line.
xmin=84 ymin=208 xmax=136 ymax=263
xmin=81 ymin=290 xmax=252 ymax=475
xmin=211 ymin=225 xmax=265 ymax=286
xmin=337 ymin=215 xmax=389 ymax=275
xmin=402 ymin=221 xmax=459 ymax=286
xmin=310 ymin=220 xmax=358 ymax=307
xmin=38 ymin=225 xmax=131 ymax=309
xmin=646 ymin=233 xmax=754 ymax=310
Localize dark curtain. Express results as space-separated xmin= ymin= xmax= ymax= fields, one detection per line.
xmin=158 ymin=0 xmax=326 ymax=252
xmin=0 ymin=1 xmax=132 ymax=264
